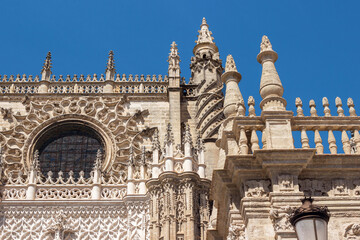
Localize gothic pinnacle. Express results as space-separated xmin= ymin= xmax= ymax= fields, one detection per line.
xmin=152 ymin=128 xmax=161 ymax=151
xmin=257 ymin=35 xmax=286 ymax=110
xmin=183 ymin=124 xmax=192 ymax=145
xmin=106 ymin=50 xmax=115 ymax=71
xmin=222 ymin=54 xmax=244 ymax=117
xmin=196 ymin=17 xmax=214 ymax=44
xmin=164 ymin=123 xmax=174 ymax=145
xmin=128 ymin=145 xmax=135 ymax=166
xmin=41 ymin=51 xmax=52 ymax=73
xmin=168 ymin=41 xmax=180 ymax=74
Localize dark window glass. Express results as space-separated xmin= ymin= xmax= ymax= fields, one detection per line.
xmin=38 ymin=126 xmax=103 ymax=178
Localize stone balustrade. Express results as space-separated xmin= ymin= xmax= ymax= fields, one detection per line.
xmin=223 ymin=96 xmax=360 ymax=155
xmin=0 ymin=169 xmax=146 ymax=201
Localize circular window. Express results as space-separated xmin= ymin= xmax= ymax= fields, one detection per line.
xmin=35 ymin=123 xmax=104 ymax=178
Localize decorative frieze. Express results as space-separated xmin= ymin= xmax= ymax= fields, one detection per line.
xmin=299 ymin=179 xmax=360 ymax=197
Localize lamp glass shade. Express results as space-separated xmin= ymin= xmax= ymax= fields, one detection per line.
xmin=295 ymin=218 xmax=328 ymax=240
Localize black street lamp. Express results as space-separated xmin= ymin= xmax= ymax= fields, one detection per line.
xmin=290 ymin=197 xmax=330 ymax=240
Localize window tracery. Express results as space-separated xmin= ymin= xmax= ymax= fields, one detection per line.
xmin=36 ymin=124 xmax=103 ymax=178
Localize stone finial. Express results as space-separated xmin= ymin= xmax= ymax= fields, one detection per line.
xmin=335 ymin=97 xmax=344 ymax=117
xmin=295 ymin=97 xmax=304 ymax=117
xmin=93 ymin=149 xmax=103 ymax=170
xmin=196 ymin=132 xmax=204 ymax=151
xmin=164 ymin=123 xmax=174 ymax=145
xmin=309 ymin=99 xmax=318 ymax=117
xmin=41 ymin=52 xmax=52 ymax=73
xmin=196 ymin=17 xmax=214 ymax=44
xmin=347 ymin=98 xmax=357 ymax=116
xmin=128 ymin=145 xmax=135 ymax=166
xmin=225 ymin=55 xmax=237 ymax=72
xmin=183 ymin=124 xmax=192 ymax=144
xmin=31 ymin=150 xmax=40 ymax=172
xmin=260 ymin=35 xmax=273 ymax=52
xmin=41 ymin=52 xmax=52 ymax=81
xmin=140 ymin=146 xmax=146 ymax=166
xmin=106 ymin=50 xmax=115 ymax=72
xmin=248 ymin=96 xmax=256 ymax=117
xmin=168 ymin=41 xmax=181 ymax=72
xmin=257 ymin=35 xmax=285 ymax=111
xmin=105 ymin=51 xmax=116 ymax=85
xmin=322 ymin=97 xmax=331 ymax=116
xmin=152 ymin=128 xmax=161 ymax=150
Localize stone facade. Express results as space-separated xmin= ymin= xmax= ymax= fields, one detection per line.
xmin=0 ymin=18 xmax=359 ymax=240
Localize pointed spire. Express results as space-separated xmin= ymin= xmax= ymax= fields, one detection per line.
xmin=196 ymin=17 xmax=214 ymax=44
xmin=105 ymin=50 xmax=116 ymax=83
xmin=106 ymin=50 xmax=115 ymax=71
xmin=225 ymin=55 xmax=237 ymax=72
xmin=41 ymin=52 xmax=52 ymax=73
xmin=41 ymin=52 xmax=52 ymax=81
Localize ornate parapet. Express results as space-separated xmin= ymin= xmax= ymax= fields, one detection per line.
xmin=0 ymin=73 xmax=169 ymax=94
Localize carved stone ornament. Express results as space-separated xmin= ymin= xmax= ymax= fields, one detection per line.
xmin=345 ymin=224 xmax=360 ymax=239
xmin=225 ymin=55 xmax=237 ymax=72
xmin=270 ymin=206 xmax=295 ymax=232
xmin=196 ymin=17 xmax=214 ymax=44
xmin=0 ymin=96 xmax=155 ymax=176
xmin=168 ymin=41 xmax=180 ymax=71
xmin=260 ymin=35 xmax=273 ymax=52
xmin=244 ymin=180 xmax=271 ymax=197
xmin=333 ymin=179 xmax=349 ymax=196
xmin=0 ymin=203 xmax=149 ymax=240
xmin=278 ymin=174 xmax=294 ymax=191
xmin=227 ymin=223 xmax=245 ymax=240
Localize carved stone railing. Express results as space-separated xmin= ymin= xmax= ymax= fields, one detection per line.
xmin=0 ymin=73 xmax=169 ymax=94
xmin=224 ymin=96 xmax=360 ymax=155
xmin=0 ymin=170 xmax=145 ymax=201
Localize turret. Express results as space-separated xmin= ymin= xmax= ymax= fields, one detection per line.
xmin=190 ymin=18 xmax=223 ymax=90
xmin=257 ymin=35 xmax=286 ymax=111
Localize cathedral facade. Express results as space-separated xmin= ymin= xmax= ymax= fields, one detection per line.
xmin=0 ymin=18 xmax=359 ymax=240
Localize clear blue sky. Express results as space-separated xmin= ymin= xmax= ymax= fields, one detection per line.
xmin=0 ymin=0 xmax=359 ymax=117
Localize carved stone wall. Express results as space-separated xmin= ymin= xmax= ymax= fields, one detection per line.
xmin=0 ymin=201 xmax=149 ymax=240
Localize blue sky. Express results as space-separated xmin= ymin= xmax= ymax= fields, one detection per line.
xmin=0 ymin=0 xmax=359 ymax=118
